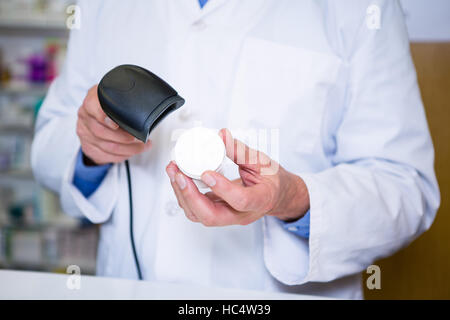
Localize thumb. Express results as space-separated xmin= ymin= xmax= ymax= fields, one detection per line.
xmin=201 ymin=170 xmax=270 ymax=212
xmin=219 ymin=128 xmax=272 ymax=173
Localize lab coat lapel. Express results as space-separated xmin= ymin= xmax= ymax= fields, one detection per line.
xmin=176 ymin=0 xmax=230 ymax=22
xmin=197 ymin=0 xmax=229 ymax=17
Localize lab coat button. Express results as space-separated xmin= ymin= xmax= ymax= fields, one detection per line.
xmin=178 ymin=108 xmax=192 ymax=121
xmin=165 ymin=201 xmax=180 ymax=216
xmin=192 ymin=19 xmax=206 ymax=30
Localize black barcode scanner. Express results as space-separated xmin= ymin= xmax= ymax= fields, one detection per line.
xmin=97 ymin=65 xmax=185 ymax=280
xmin=98 ymin=64 xmax=185 ymax=142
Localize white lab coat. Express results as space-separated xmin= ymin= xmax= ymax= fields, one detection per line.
xmin=31 ymin=0 xmax=440 ymax=299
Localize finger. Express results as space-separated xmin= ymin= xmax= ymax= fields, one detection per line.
xmin=92 ymin=138 xmax=151 ymax=157
xmin=166 ymin=162 xmax=199 ymax=222
xmin=172 ymin=177 xmax=199 ymax=222
xmin=203 ymin=191 xmax=262 ymax=226
xmin=84 ymin=116 xmax=138 ymax=144
xmin=167 ymin=162 xmax=256 ymax=226
xmin=177 ymin=171 xmax=258 ymax=226
xmin=201 ymin=170 xmax=274 ymax=213
xmin=204 ymin=192 xmax=223 ymax=202
xmin=204 ymin=178 xmax=244 ymax=202
xmin=170 ymin=167 xmax=226 ymax=226
xmin=78 ymin=96 xmax=136 ymax=143
xmin=79 ymin=120 xmax=152 ymax=157
xmin=219 ymin=128 xmax=271 ymax=172
xmin=169 ymin=165 xmax=263 ymax=226
xmin=80 ymin=141 xmax=128 ymax=165
xmin=173 ymin=181 xmax=200 ymax=223
xmin=83 ymin=85 xmax=119 ymax=130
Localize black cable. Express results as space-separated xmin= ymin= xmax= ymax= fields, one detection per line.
xmin=125 ymin=159 xmax=143 ymax=280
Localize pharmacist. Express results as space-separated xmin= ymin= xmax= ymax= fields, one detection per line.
xmin=31 ymin=0 xmax=440 ymax=299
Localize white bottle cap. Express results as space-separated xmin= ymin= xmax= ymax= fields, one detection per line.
xmin=174 ymin=127 xmax=225 ymax=181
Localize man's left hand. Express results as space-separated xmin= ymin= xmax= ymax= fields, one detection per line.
xmin=166 ymin=129 xmax=310 ymax=226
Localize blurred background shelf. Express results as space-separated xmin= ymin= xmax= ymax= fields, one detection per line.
xmin=0 ymin=83 xmax=49 ymax=96
xmin=0 ymin=22 xmax=68 ymax=38
xmin=0 ymin=16 xmax=66 ymax=31
xmin=0 ymin=219 xmax=98 ymax=273
xmin=0 ymin=170 xmax=34 ymax=182
xmin=0 ymin=0 xmax=98 ymax=277
xmin=0 ymin=3 xmax=69 ymax=37
xmin=0 ymin=125 xmax=34 ymax=136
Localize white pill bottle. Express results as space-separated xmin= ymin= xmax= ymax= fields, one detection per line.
xmin=173 ymin=127 xmax=226 ymax=189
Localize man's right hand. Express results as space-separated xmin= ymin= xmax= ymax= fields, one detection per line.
xmin=76 ymin=85 xmax=152 ymax=165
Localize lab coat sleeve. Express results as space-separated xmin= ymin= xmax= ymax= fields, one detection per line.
xmin=263 ymin=0 xmax=440 ymax=285
xmin=31 ymin=0 xmax=119 ymax=223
